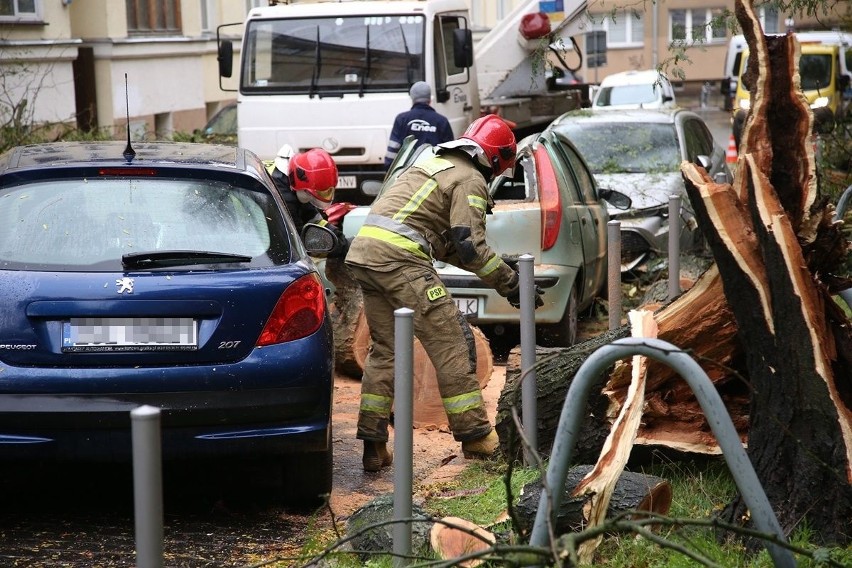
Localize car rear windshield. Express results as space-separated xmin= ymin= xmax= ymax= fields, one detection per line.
xmin=0 ymin=176 xmax=290 ymax=271
xmin=557 ymin=122 xmax=680 ymax=174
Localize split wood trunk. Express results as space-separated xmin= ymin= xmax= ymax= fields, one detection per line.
xmin=500 ymin=1 xmax=852 ymax=544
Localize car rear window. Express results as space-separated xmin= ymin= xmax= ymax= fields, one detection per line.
xmin=557 ymin=122 xmax=680 ymax=174
xmin=0 ymin=177 xmax=290 ymax=271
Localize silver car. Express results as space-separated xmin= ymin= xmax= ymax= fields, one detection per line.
xmin=548 ymin=108 xmax=732 ymax=272
xmin=340 ymin=132 xmax=631 ymax=347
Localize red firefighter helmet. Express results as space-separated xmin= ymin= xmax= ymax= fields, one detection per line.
xmin=289 ymin=148 xmax=338 ymax=210
xmin=461 ymin=114 xmax=517 ymax=178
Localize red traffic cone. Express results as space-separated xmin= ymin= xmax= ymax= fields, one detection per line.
xmin=725 ymin=134 xmax=738 ymax=164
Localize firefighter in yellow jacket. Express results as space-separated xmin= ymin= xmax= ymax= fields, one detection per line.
xmin=345 ymin=114 xmax=542 ymax=472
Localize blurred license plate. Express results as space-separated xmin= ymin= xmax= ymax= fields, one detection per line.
xmin=337 ymin=175 xmax=357 ymax=189
xmin=62 ymin=317 xmax=197 ymax=352
xmin=454 ymin=298 xmax=478 ymax=316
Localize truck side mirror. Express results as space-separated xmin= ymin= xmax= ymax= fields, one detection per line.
xmin=453 ymin=28 xmax=474 ymax=68
xmin=436 ymin=88 xmax=450 ymax=103
xmin=218 ymin=40 xmax=233 ymax=78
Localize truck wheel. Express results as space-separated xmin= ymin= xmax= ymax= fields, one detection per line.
xmin=539 ymin=283 xmax=578 ymax=348
xmin=281 ymin=443 xmax=333 ymax=507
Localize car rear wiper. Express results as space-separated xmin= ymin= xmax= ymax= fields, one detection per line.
xmin=359 ymin=25 xmax=371 ymax=98
xmin=310 ymin=26 xmax=322 ymax=99
xmin=122 ymin=250 xmax=252 ymax=269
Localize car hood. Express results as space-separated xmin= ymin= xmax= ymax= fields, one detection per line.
xmin=595 ymin=172 xmax=684 ymax=212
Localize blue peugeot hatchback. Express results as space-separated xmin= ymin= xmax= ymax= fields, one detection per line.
xmin=0 ymin=141 xmax=334 ymax=503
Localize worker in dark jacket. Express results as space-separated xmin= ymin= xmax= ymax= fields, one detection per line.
xmin=384 ymin=81 xmax=455 ymax=168
xmin=347 ymin=115 xmax=542 ymax=472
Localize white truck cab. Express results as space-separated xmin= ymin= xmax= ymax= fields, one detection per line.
xmin=591 ymin=69 xmax=676 ymax=110
xmin=218 ymin=0 xmax=479 ymax=205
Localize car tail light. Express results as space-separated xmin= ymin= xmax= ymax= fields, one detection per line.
xmin=257 ymin=273 xmax=326 ymax=345
xmin=535 ymin=146 xmax=562 ymax=251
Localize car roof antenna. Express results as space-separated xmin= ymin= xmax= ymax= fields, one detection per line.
xmin=123 ymin=73 xmax=136 ymax=162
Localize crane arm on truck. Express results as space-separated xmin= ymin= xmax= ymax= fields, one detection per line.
xmin=473 ymin=0 xmax=590 ymax=136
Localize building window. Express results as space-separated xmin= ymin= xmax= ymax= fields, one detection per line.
xmin=200 ymin=0 xmax=216 ymax=33
xmin=245 ymin=0 xmax=265 ymax=13
xmin=589 ymin=10 xmax=644 ymax=48
xmin=126 ymin=0 xmax=181 ymax=35
xmin=670 ymin=7 xmax=728 ymax=44
xmin=0 ymin=0 xmax=41 ymax=22
xmin=757 ymin=4 xmax=780 ymax=33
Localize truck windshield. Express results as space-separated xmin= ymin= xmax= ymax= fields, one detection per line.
xmin=799 ymin=54 xmax=833 ymax=90
xmin=739 ymin=52 xmax=834 ymax=92
xmin=241 ymin=14 xmax=425 ymax=95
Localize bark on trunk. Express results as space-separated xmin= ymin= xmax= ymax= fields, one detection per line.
xmin=677 ymin=0 xmax=852 ymax=544
xmin=498 ymin=3 xmax=852 ymax=544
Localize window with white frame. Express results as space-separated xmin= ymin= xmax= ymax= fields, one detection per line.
xmin=757 ymin=4 xmax=780 ymax=33
xmin=245 ymin=0 xmax=265 ymax=13
xmin=0 ymin=0 xmax=41 ymax=22
xmin=588 ymin=10 xmax=644 ymax=48
xmin=670 ymin=7 xmax=728 ymax=44
xmin=126 ymin=0 xmax=181 ymax=35
xmin=200 ymin=0 xmax=216 ymax=33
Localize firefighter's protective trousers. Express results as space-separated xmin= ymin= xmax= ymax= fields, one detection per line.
xmin=348 ymin=264 xmax=491 ymax=442
xmin=345 ymin=151 xmax=518 ymax=443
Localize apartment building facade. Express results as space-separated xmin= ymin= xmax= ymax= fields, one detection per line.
xmin=1 ymin=0 xmax=847 ymax=140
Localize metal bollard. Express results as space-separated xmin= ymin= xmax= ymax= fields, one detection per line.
xmin=607 ymin=221 xmax=622 ymax=330
xmin=528 ymin=338 xmax=795 ymax=568
xmin=392 ymin=307 xmax=414 ymax=568
xmin=668 ymin=195 xmax=681 ymax=301
xmin=518 ymin=253 xmax=538 ymax=464
xmin=131 ymin=405 xmax=164 ymax=568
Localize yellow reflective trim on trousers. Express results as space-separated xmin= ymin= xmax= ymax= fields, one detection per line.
xmin=393 ymin=179 xmax=437 ymax=224
xmin=468 ymin=195 xmax=487 ymax=212
xmin=357 ymin=225 xmax=430 ymax=260
xmin=360 ymin=393 xmax=392 ymax=415
xmin=442 ymin=390 xmax=483 ymax=415
xmin=475 ymin=254 xmax=502 ymax=278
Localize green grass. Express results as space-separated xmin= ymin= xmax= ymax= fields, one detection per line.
xmin=414 ymin=457 xmax=852 ymax=567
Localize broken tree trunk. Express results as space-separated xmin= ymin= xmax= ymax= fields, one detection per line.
xmin=500 ymin=3 xmax=852 ymax=543
xmin=680 ymin=0 xmax=852 ymax=544
xmin=497 ymin=266 xmax=749 ymax=464
xmin=513 ymin=465 xmax=672 ymax=536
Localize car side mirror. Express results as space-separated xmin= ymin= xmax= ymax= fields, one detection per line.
xmin=362 ymin=180 xmax=383 ymax=197
xmin=218 ymin=40 xmax=233 ymax=78
xmin=599 ymin=188 xmax=632 ymax=210
xmin=301 ymin=223 xmax=339 ymax=257
xmin=453 ymin=28 xmax=474 ymax=68
xmin=695 ymin=155 xmax=712 ymax=170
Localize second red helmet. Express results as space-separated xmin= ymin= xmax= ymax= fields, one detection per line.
xmin=289 ymin=148 xmax=338 ymax=210
xmin=461 ymin=114 xmax=517 ymax=178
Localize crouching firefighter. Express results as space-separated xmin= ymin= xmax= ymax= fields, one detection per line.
xmin=344 ymin=114 xmax=543 ymax=472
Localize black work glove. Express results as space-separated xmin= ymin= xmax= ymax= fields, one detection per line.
xmin=327 ymin=225 xmax=350 ymax=258
xmin=506 ymin=285 xmax=544 ymax=309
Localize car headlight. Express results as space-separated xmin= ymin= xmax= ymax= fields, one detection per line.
xmin=810 ymin=96 xmax=830 ymax=109
xmin=738 ymin=98 xmax=751 ymax=110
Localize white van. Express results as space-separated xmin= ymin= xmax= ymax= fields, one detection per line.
xmin=591 ymin=69 xmax=676 ymax=110
xmin=722 ymin=30 xmax=852 ymax=111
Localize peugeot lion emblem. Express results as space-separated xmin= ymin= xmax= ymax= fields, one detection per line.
xmin=116 ymin=277 xmax=134 ymax=294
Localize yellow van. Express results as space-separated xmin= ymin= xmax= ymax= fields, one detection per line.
xmin=732 ymin=42 xmax=849 ymax=147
